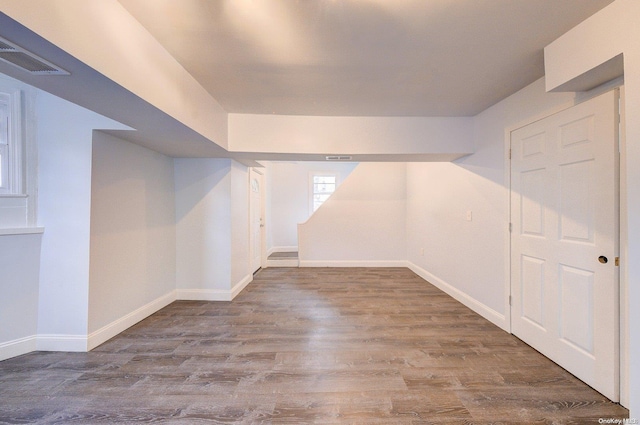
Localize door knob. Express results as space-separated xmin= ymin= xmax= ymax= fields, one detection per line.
xmin=598 ymin=256 xmax=608 ymax=264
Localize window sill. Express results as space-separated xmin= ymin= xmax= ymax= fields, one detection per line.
xmin=0 ymin=194 xmax=28 ymax=198
xmin=0 ymin=227 xmax=44 ymax=236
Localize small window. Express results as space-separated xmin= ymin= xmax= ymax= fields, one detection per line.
xmin=0 ymin=89 xmax=21 ymax=195
xmin=311 ymin=173 xmax=337 ymax=212
xmin=0 ymin=74 xmax=35 ymax=229
xmin=0 ymin=92 xmax=10 ymax=192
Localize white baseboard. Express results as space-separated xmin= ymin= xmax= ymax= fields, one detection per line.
xmin=176 ymin=288 xmax=232 ymax=301
xmin=0 ymin=335 xmax=37 ymax=361
xmin=177 ymin=275 xmax=254 ymax=302
xmin=1 ymin=279 xmax=257 ymax=361
xmin=1 ymin=291 xmax=179 ymax=359
xmin=407 ymin=262 xmax=507 ymax=331
xmin=87 ymin=290 xmax=177 ymax=351
xmin=36 ymin=334 xmax=88 ymax=352
xmin=231 ymin=274 xmax=253 ymax=299
xmin=1 ymin=265 xmax=506 ymax=361
xmin=299 ymin=260 xmax=409 ymax=268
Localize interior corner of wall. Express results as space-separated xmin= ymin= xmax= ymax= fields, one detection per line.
xmin=543 ymin=0 xmax=628 ymax=93
xmin=407 ymin=261 xmax=508 ymax=332
xmin=230 ymin=274 xmax=253 ymax=300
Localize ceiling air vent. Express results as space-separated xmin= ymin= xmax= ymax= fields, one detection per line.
xmin=0 ymin=36 xmax=69 ymax=75
xmin=325 ymin=155 xmax=352 ymax=161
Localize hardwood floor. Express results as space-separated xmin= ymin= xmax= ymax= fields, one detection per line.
xmin=267 ymin=252 xmax=298 ymax=259
xmin=0 ymin=268 xmax=628 ymax=424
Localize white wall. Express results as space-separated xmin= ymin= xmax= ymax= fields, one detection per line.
xmin=406 ymin=78 xmax=577 ymax=328
xmin=88 ymin=132 xmax=176 ymax=347
xmin=0 ymin=75 xmax=42 ymax=360
xmin=229 ymin=114 xmax=473 ymax=158
xmin=0 ymin=0 xmax=228 ymax=149
xmin=230 ymin=161 xmax=251 ymax=287
xmin=265 ymin=161 xmax=358 ymax=250
xmin=0 ymin=76 xmax=132 ymax=358
xmin=298 ymin=162 xmax=406 ymax=266
xmin=1 ymin=1 xmax=636 ymax=410
xmin=175 ymin=158 xmax=252 ymax=300
xmin=0 ymin=233 xmax=41 ymax=360
xmin=175 ymin=159 xmax=232 ymax=296
xmin=543 ymin=0 xmax=639 ymax=412
xmin=36 ymin=90 xmax=129 ymax=350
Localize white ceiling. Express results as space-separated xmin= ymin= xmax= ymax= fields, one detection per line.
xmin=118 ymin=0 xmax=613 ymax=117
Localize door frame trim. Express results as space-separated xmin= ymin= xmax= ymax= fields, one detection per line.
xmin=249 ymin=167 xmax=266 ymax=273
xmin=504 ymin=82 xmax=627 ymax=405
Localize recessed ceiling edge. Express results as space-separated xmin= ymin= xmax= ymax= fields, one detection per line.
xmin=0 ymin=36 xmax=69 ymax=76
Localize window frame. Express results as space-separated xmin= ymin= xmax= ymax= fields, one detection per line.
xmin=0 ymin=131 xmax=8 ymax=192
xmin=0 ymin=74 xmax=37 ymax=230
xmin=0 ymin=88 xmax=23 ymax=196
xmin=309 ymin=172 xmax=339 ymax=214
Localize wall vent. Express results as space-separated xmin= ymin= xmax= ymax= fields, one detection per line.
xmin=325 ymin=155 xmax=352 ymax=161
xmin=0 ymin=36 xmax=69 ymax=75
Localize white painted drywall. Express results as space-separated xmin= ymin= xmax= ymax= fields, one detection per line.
xmin=229 ymin=114 xmax=473 ymax=156
xmin=0 ymin=0 xmax=228 ymax=149
xmin=298 ymin=162 xmax=406 ymax=265
xmin=544 ymin=0 xmax=640 ymax=412
xmin=0 ymin=233 xmax=41 ymax=360
xmin=89 ymin=132 xmax=176 ymax=335
xmin=406 ymin=78 xmax=577 ymax=323
xmin=265 ymin=161 xmax=358 ymax=251
xmin=174 ymin=158 xmax=252 ymax=299
xmin=175 ymin=158 xmax=232 ymax=294
xmin=36 ymin=90 xmax=129 ymax=346
xmin=230 ymin=161 xmax=250 ymax=286
xmin=544 ymin=0 xmax=637 ymax=93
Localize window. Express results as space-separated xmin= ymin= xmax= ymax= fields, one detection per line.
xmin=0 ymin=89 xmax=21 ymax=195
xmin=0 ymin=74 xmax=36 ymax=229
xmin=0 ymin=92 xmax=10 ymax=193
xmin=311 ymin=173 xmax=337 ymax=212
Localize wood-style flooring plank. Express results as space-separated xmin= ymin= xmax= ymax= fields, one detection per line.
xmin=0 ymin=267 xmax=629 ymax=424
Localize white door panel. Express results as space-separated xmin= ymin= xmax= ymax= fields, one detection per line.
xmin=511 ymin=90 xmax=618 ymax=401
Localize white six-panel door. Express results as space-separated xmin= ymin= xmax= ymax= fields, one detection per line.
xmin=511 ymin=90 xmax=619 ymax=401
